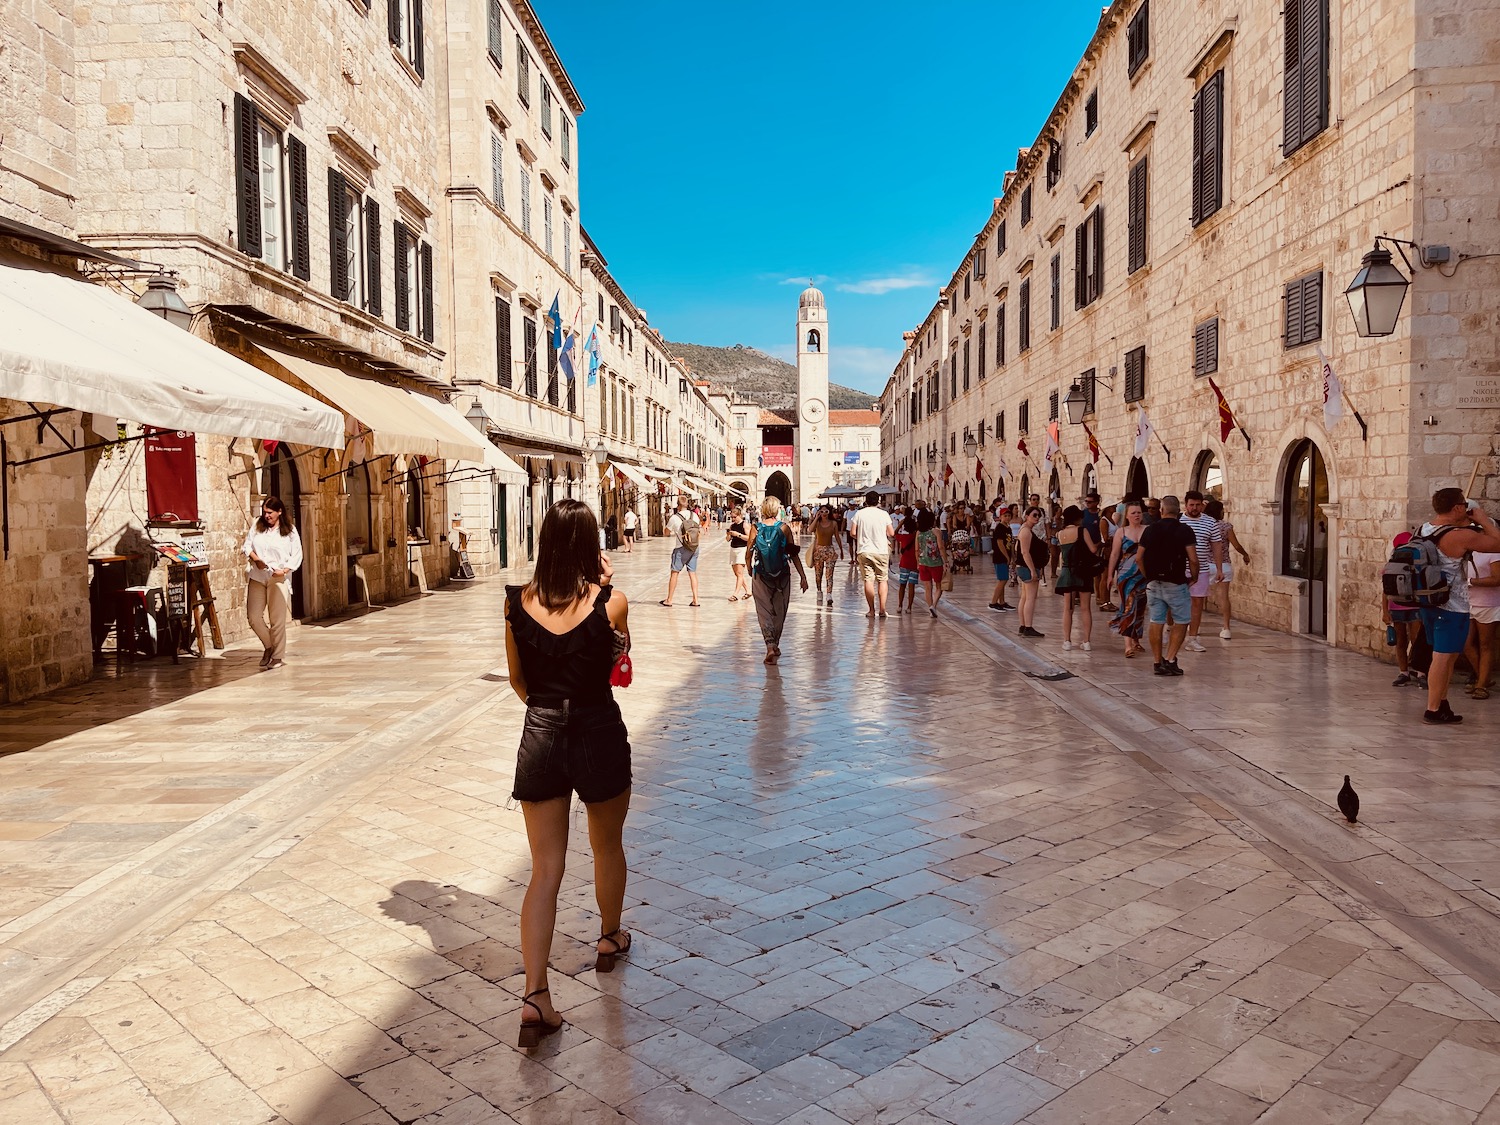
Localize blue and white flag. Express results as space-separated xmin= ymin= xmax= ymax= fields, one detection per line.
xmin=583 ymin=322 xmax=601 ymax=387
xmin=547 ymin=292 xmax=562 ymax=351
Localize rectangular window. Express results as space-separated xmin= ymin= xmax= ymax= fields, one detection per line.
xmin=1284 ymin=271 xmax=1323 ymax=348
xmin=520 ymin=167 xmax=532 ymax=237
xmin=546 ymin=319 xmax=558 ymax=406
xmin=419 ymin=241 xmax=434 ymax=342
xmin=1283 ymin=0 xmax=1331 ymax=157
xmin=257 ymin=120 xmax=287 ymax=271
xmin=1049 ymin=389 xmax=1059 ymax=421
xmin=540 ymin=83 xmax=554 ymax=139
xmin=996 ymin=410 xmax=1005 ymax=442
xmin=1050 ymin=254 xmax=1061 ymax=329
xmin=233 ymin=96 xmax=309 ymax=279
xmin=1018 ymin=279 xmax=1031 ymax=352
xmin=388 ymin=0 xmax=425 ymax=76
xmin=1080 ymin=368 xmax=1097 ymax=415
xmin=977 ymin=323 xmax=986 ymax=380
xmin=962 ymin=340 xmax=971 ymax=392
xmin=543 ymin=194 xmax=554 ymax=257
xmin=949 ymin=357 xmax=957 ymax=401
xmin=516 ymin=36 xmax=530 ymax=106
xmin=1194 ymin=317 xmax=1220 ymax=376
xmin=996 ymin=219 xmax=1007 ymax=254
xmin=1074 ymin=205 xmax=1104 ymax=308
xmin=1019 ymin=399 xmax=1030 ymax=433
xmin=1124 ymin=345 xmax=1147 ymax=402
xmin=996 ymin=302 xmax=1006 ymax=366
xmin=1127 ymin=156 xmax=1148 ymax=274
xmin=487 ymin=0 xmax=503 ymax=65
xmin=1085 ymin=90 xmax=1099 ymax=136
xmin=964 ymin=271 xmax=971 ymax=300
xmin=364 ymin=199 xmax=381 ymax=318
xmin=1128 ymin=0 xmax=1150 ymax=77
xmin=394 ymin=221 xmax=410 ymax=331
xmin=327 ymin=170 xmax=365 ymax=309
xmin=974 ymin=246 xmax=987 ymax=280
xmin=496 ymin=296 xmax=513 ymax=388
xmin=562 ymin=219 xmax=571 ymax=277
xmin=1046 ymin=140 xmax=1062 ymax=191
xmin=523 ymin=315 xmax=538 ymax=396
xmin=490 ymin=131 xmax=505 ymax=210
xmin=1192 ymin=69 xmax=1225 ymax=226
xmin=1020 ymin=185 xmax=1033 ymax=227
xmin=561 ymin=117 xmax=572 ymax=168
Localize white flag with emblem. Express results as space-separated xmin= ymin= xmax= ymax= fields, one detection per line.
xmin=1133 ymin=407 xmax=1154 ymax=458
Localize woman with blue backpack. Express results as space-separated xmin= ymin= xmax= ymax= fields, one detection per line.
xmin=750 ymin=496 xmax=809 ymax=665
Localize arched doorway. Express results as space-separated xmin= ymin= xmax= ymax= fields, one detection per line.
xmin=1080 ymin=464 xmax=1097 ymax=500
xmin=765 ymin=471 xmax=791 ymax=505
xmin=260 ymin=445 xmax=305 ymax=617
xmin=1281 ymin=439 xmax=1329 ymax=637
xmin=1191 ymin=450 xmax=1224 ymax=501
xmin=1047 ymin=468 xmax=1061 ymax=505
xmin=1019 ymin=473 xmax=1031 ymax=506
xmin=1125 ymin=457 xmax=1149 ymax=500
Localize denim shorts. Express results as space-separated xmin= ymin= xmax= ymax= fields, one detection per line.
xmin=1147 ymin=580 xmax=1192 ymax=624
xmin=994 ymin=562 xmax=1010 ymax=581
xmin=671 ymin=546 xmax=699 ymax=572
xmin=512 ymin=697 xmax=632 ymax=804
xmin=1419 ymin=607 xmax=1470 ymax=655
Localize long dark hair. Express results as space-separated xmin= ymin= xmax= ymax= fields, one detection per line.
xmin=256 ymin=495 xmax=294 ymax=536
xmin=528 ymin=499 xmax=602 ymax=611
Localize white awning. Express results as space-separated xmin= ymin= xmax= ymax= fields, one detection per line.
xmin=481 ymin=443 xmax=528 ymax=481
xmin=402 ymin=393 xmax=524 ymax=479
xmin=253 ymin=344 xmax=484 ymax=461
xmin=609 ymin=462 xmax=651 ymax=489
xmin=684 ymin=475 xmax=716 ymax=494
xmin=0 ymin=262 xmax=344 ymax=447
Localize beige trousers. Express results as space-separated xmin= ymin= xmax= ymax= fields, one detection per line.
xmin=246 ymin=576 xmax=292 ymax=659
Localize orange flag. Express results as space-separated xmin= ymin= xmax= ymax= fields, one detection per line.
xmin=1207 ymin=377 xmax=1238 ymax=443
xmin=1082 ymin=422 xmax=1101 ymax=464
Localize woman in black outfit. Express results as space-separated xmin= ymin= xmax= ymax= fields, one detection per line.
xmin=504 ymin=499 xmax=633 ymax=1048
xmin=726 ymin=504 xmax=753 ymax=601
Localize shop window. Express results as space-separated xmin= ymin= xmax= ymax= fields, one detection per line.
xmin=405 ymin=465 xmax=426 ymax=538
xmin=345 ymin=461 xmax=372 ymax=555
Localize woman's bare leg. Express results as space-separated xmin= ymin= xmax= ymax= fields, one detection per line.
xmin=586 ymin=788 xmax=632 ymax=947
xmin=519 ymin=797 xmax=571 ymax=1022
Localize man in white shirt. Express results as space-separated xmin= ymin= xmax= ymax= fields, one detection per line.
xmin=1178 ymin=490 xmax=1225 ymax=651
xmin=852 ymin=491 xmax=893 ymax=617
xmin=843 ymin=504 xmax=860 ymax=568
xmin=662 ymin=498 xmax=702 ymax=607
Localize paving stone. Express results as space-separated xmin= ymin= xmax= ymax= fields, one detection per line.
xmin=813 ymin=1012 xmax=938 ymax=1076
xmin=720 ymin=1009 xmax=852 ymax=1072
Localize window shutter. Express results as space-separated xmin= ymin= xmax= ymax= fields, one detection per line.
xmin=327 ymin=169 xmax=349 ymax=300
xmin=1074 ymin=224 xmax=1087 ymax=309
xmin=387 ymin=0 xmax=400 ymax=45
xmin=491 ymin=134 xmax=504 ymax=209
xmin=1301 ymin=273 xmax=1322 ymax=344
xmin=997 ymin=220 xmax=1006 ymax=253
xmin=997 ymin=411 xmax=1005 ymax=441
xmin=487 ymin=0 xmax=503 ymax=62
xmin=1128 ymin=157 xmax=1148 ymax=273
xmin=1283 ymin=278 xmax=1302 ymax=346
xmin=1283 ymin=0 xmax=1305 ymax=156
xmin=963 ymin=340 xmax=971 ymax=391
xmin=411 ymin=0 xmax=424 ymax=75
xmin=1203 ymin=71 xmax=1224 ymax=219
xmin=523 ymin=316 xmax=538 ymax=396
xmin=1092 ymin=205 xmax=1104 ymax=301
xmin=1049 ymin=389 xmax=1059 ymax=421
xmin=364 ymin=199 xmax=381 ymax=317
xmin=1050 ymin=254 xmax=1061 ymax=328
xmin=546 ymin=326 xmax=558 ymax=405
xmin=419 ymin=241 xmax=434 ymax=342
xmin=977 ymin=324 xmax=986 ymax=378
xmin=1124 ymin=346 xmax=1146 ymax=402
xmin=1128 ymin=1 xmax=1150 ymax=76
xmin=1191 ymin=84 xmax=1206 ymax=224
xmin=1194 ymin=318 xmax=1219 ymax=375
xmin=233 ymin=94 xmax=262 ymax=256
xmin=1300 ymin=0 xmax=1329 ymax=150
xmin=1018 ymin=280 xmax=1030 ymax=351
xmin=997 ymin=304 xmax=1006 ymax=365
xmin=393 ymin=221 xmax=410 ymax=331
xmin=287 ymin=135 xmax=310 ymax=279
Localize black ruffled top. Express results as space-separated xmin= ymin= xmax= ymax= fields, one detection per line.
xmin=505 ymin=585 xmax=615 ymax=704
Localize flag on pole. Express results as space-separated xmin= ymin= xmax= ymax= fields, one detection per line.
xmin=559 ymin=303 xmax=582 ymax=382
xmin=1133 ymin=407 xmax=1154 ymax=457
xmin=975 ymin=458 xmax=984 ymax=482
xmin=583 ymin=323 xmax=601 ymax=387
xmin=1207 ymin=377 xmax=1238 ymax=443
xmin=996 ymin=450 xmax=1009 ymax=479
xmin=927 ymin=471 xmax=935 ymax=489
xmin=1043 ymin=421 xmax=1059 ymax=475
xmin=1016 ymin=436 xmax=1029 ymax=458
xmin=1317 ymin=347 xmax=1345 ymax=432
xmin=547 ymin=293 xmax=563 ymax=350
xmin=943 ymin=463 xmax=954 ymax=485
xmin=1082 ymin=422 xmax=1101 ymax=464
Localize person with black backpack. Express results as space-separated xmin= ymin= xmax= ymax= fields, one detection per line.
xmin=1396 ymin=487 xmax=1500 ymax=724
xmin=749 ymin=496 xmax=808 ymax=665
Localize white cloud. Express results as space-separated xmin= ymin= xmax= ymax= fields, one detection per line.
xmin=777 ymin=275 xmax=829 ymax=286
xmin=835 ymin=273 xmax=936 ymax=296
xmin=832 ymin=345 xmax=902 ymax=393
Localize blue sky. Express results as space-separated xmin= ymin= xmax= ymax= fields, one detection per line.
xmin=537 ymin=1 xmax=1108 ymax=396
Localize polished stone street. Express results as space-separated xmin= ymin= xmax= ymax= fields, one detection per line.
xmin=5 ymin=533 xmax=1500 ymax=1124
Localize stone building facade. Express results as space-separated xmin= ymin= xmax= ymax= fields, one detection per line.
xmin=882 ymin=0 xmax=1500 ymax=656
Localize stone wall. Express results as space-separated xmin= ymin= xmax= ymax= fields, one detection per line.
xmin=0 ymin=0 xmax=76 ymax=232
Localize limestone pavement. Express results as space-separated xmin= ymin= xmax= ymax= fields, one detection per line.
xmin=4 ymin=533 xmax=1500 ymax=1123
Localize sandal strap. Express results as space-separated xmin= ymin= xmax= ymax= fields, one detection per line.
xmin=521 ymin=987 xmax=550 ymax=1013
xmin=598 ymin=929 xmax=630 ymax=953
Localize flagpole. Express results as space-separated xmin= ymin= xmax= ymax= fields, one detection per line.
xmin=1340 ymin=389 xmax=1368 ymax=443
xmin=1156 ymin=431 xmax=1172 ymax=462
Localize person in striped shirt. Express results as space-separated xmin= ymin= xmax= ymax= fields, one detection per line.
xmin=1179 ymin=490 xmax=1225 ymax=652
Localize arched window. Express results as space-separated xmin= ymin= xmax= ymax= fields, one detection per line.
xmin=806 ymin=329 xmax=821 ymax=352
xmin=345 ymin=462 xmax=372 ymax=555
xmin=1125 ymin=457 xmax=1149 ymax=500
xmin=1281 ymin=439 xmax=1330 ymax=636
xmin=405 ymin=464 xmax=425 ymax=538
xmin=1191 ymin=450 xmax=1224 ymax=501
xmin=1080 ymin=464 xmax=1097 ymax=500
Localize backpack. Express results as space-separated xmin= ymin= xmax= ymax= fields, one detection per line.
xmin=752 ymin=522 xmax=789 ymax=579
xmin=676 ymin=513 xmax=701 ymax=552
xmin=1382 ymin=526 xmax=1461 ymax=608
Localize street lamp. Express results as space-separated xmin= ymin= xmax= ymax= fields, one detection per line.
xmin=926 ymin=448 xmax=938 ymax=467
xmin=1345 ymin=243 xmax=1411 ymax=338
xmin=962 ymin=434 xmax=978 ymax=458
xmin=1063 ymin=381 xmax=1088 ymax=425
xmin=591 ymin=435 xmax=608 ymax=466
xmin=135 ymin=272 xmax=193 ymax=330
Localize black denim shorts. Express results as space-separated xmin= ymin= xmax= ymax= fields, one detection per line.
xmin=512 ymin=697 xmax=632 ymax=804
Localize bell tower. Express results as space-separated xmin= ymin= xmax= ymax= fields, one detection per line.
xmin=796 ymin=285 xmax=829 ymax=504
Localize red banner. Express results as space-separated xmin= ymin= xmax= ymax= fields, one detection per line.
xmin=145 ymin=428 xmax=198 ymax=522
xmin=760 ymin=445 xmax=794 ymax=467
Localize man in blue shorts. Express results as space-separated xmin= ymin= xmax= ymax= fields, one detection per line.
xmin=1134 ymin=494 xmax=1199 ymax=677
xmin=1415 ymin=487 xmax=1500 ymax=724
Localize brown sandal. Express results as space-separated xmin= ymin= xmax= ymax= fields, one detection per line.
xmin=596 ymin=929 xmax=632 ymax=974
xmin=517 ymin=988 xmax=563 ymax=1048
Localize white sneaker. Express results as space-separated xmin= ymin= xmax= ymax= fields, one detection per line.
xmin=1219 ymin=629 xmax=1232 ymax=640
xmin=1081 ymin=642 xmax=1092 ymax=652
xmin=1184 ymin=637 xmax=1207 ymax=653
xmin=1062 ymin=640 xmax=1073 ymax=651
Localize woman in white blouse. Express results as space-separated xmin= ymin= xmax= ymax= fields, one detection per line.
xmin=243 ymin=496 xmax=303 ymax=668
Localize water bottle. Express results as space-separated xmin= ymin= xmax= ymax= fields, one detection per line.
xmin=1386 ymin=625 xmax=1397 ymax=646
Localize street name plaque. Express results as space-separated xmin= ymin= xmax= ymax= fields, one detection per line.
xmin=1456 ymin=375 xmax=1500 ymax=409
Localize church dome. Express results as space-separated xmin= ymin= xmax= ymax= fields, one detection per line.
xmin=799 ymin=285 xmax=825 ymax=309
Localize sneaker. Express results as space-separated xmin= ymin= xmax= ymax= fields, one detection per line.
xmin=989 ymin=602 xmax=1004 ymax=611
xmin=827 ymin=599 xmax=833 ymax=607
xmin=1423 ymin=702 xmax=1464 ymax=724
xmin=929 ymin=607 xmax=937 ymax=618
xmin=1020 ymin=626 xmax=1043 ymax=638
xmin=1062 ymin=640 xmax=1073 ymax=651
xmin=998 ymin=602 xmax=1014 ymax=611
xmin=1219 ymin=629 xmax=1232 ymax=640
xmin=1081 ymin=642 xmax=1092 ymax=652
xmin=1153 ymin=661 xmax=1170 ymax=676
xmin=1392 ymin=672 xmax=1413 ymax=687
xmin=1167 ymin=659 xmax=1184 ymax=676
xmin=1415 ymin=673 xmax=1429 ymax=688
xmin=1183 ymin=637 xmax=1207 ymax=653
